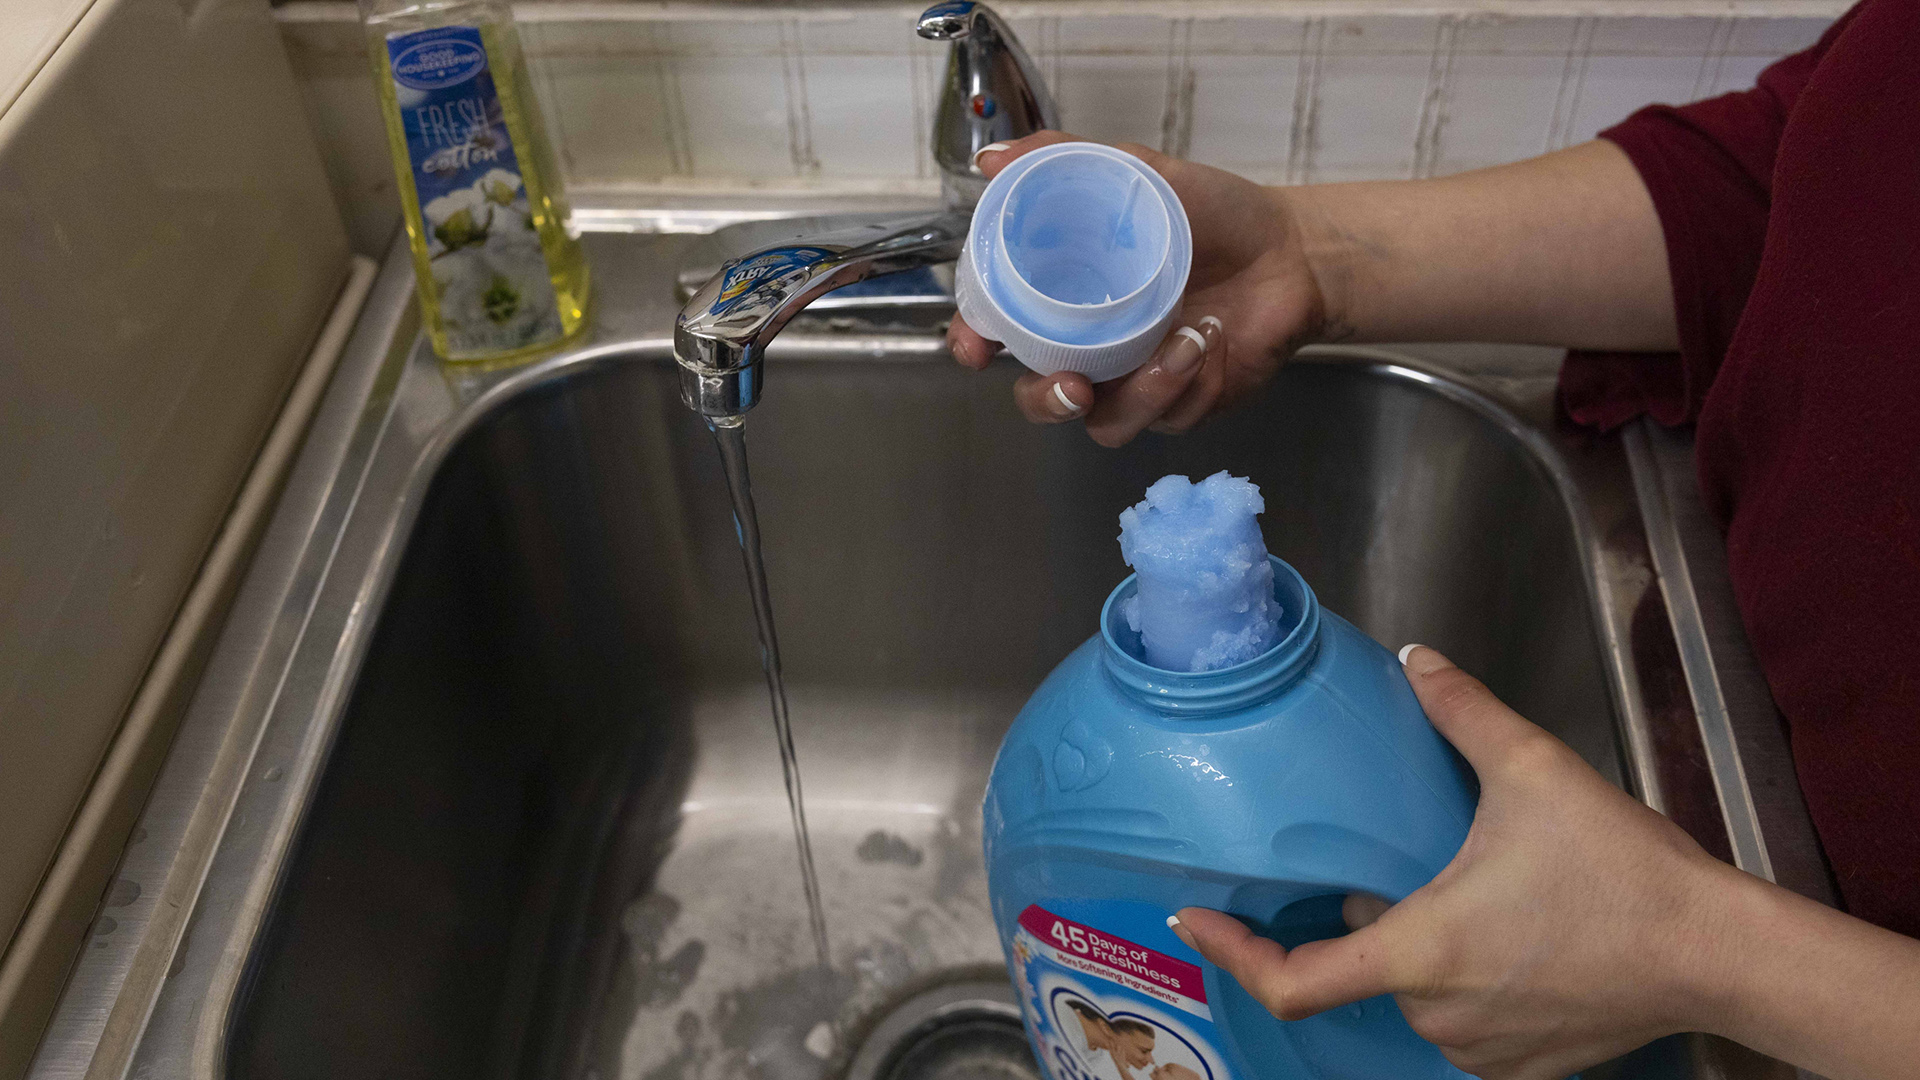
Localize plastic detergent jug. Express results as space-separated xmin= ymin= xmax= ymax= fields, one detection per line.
xmin=983 ymin=474 xmax=1477 ymax=1080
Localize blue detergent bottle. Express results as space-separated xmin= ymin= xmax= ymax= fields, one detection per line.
xmin=983 ymin=473 xmax=1476 ymax=1080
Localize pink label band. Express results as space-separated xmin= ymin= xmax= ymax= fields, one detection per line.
xmin=1017 ymin=905 xmax=1208 ymax=1006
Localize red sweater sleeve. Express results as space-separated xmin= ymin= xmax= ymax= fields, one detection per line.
xmin=1558 ymin=14 xmax=1853 ymax=430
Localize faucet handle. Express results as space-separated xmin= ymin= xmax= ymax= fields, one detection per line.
xmin=917 ymin=1 xmax=1058 ymax=207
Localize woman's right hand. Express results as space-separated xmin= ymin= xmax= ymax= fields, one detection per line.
xmin=950 ymin=137 xmax=1686 ymax=447
xmin=947 ymin=132 xmax=1333 ymax=447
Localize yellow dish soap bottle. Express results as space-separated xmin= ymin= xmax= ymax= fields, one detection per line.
xmin=361 ymin=0 xmax=589 ymax=363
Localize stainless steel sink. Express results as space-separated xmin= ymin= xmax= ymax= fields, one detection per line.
xmin=27 ymin=228 xmax=1812 ymax=1080
xmin=243 ymin=332 xmax=1641 ymax=1080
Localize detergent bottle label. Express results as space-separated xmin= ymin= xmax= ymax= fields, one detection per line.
xmin=1009 ymin=904 xmax=1235 ymax=1080
xmin=385 ymin=24 xmax=563 ymax=355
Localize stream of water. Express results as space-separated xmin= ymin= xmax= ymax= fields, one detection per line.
xmin=708 ymin=416 xmax=833 ymax=970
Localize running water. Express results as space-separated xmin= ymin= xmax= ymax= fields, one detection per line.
xmin=707 ymin=416 xmax=832 ymax=969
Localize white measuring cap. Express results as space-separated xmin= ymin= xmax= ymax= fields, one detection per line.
xmin=954 ymin=143 xmax=1192 ymax=383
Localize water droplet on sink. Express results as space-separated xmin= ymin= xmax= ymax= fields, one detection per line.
xmin=805 ymin=1021 xmax=835 ymax=1058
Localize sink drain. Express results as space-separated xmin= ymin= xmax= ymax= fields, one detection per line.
xmin=846 ymin=978 xmax=1041 ymax=1080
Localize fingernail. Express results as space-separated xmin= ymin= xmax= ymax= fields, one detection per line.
xmin=1398 ymin=644 xmax=1451 ymax=676
xmin=1166 ymin=914 xmax=1198 ymax=950
xmin=1196 ymin=316 xmax=1225 ymax=355
xmin=1156 ymin=327 xmax=1207 ymax=376
xmin=972 ymin=142 xmax=1012 ymax=167
xmin=1049 ymin=381 xmax=1088 ymax=419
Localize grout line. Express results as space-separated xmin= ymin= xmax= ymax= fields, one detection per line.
xmin=1691 ymin=13 xmax=1735 ymax=98
xmin=521 ymin=23 xmax=581 ymax=183
xmin=1160 ymin=18 xmax=1196 ymax=158
xmin=1044 ymin=16 xmax=1062 ymax=119
xmin=662 ymin=26 xmax=693 ymax=175
xmin=1412 ymin=15 xmax=1460 ymax=178
xmin=780 ymin=18 xmax=820 ymax=175
xmin=1286 ymin=17 xmax=1326 ymax=184
xmin=909 ymin=41 xmax=932 ymax=180
xmin=659 ymin=23 xmax=695 ymax=176
xmin=1545 ymin=15 xmax=1596 ymax=151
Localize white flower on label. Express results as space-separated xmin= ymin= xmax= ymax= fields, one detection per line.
xmin=478 ymin=167 xmax=522 ymax=207
xmin=423 ymin=170 xmax=530 ymax=257
xmin=433 ymin=229 xmax=559 ymax=346
xmin=431 ymin=205 xmax=494 ymax=255
xmin=423 ymin=170 xmax=522 ymax=228
xmin=422 ymin=167 xmax=556 ymax=352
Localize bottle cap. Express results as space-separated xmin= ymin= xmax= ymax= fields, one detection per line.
xmin=954 ymin=143 xmax=1192 ymax=382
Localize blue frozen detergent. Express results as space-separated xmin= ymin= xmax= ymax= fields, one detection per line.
xmin=1118 ymin=473 xmax=1282 ymax=672
xmin=983 ymin=474 xmax=1477 ymax=1080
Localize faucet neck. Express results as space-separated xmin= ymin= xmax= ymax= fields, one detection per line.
xmin=673 ymin=212 xmax=972 ymax=417
xmin=918 ymin=1 xmax=1057 ymax=206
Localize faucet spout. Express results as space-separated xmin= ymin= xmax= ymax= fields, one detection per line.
xmin=673 ymin=211 xmax=970 ymax=417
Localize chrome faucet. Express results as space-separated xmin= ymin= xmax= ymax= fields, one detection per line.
xmin=673 ymin=1 xmax=1057 ymax=417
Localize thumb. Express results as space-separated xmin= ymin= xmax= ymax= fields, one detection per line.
xmin=1170 ymin=907 xmax=1395 ymax=1021
xmin=973 ymin=130 xmax=1083 ymax=178
xmin=1397 ymin=644 xmax=1545 ymax=777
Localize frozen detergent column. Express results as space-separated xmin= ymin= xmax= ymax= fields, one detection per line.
xmin=1117 ymin=472 xmax=1282 ymax=671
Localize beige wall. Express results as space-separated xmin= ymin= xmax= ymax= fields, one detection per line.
xmin=0 ymin=0 xmax=350 ymax=1069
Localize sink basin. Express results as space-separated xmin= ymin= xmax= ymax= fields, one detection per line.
xmin=228 ymin=349 xmax=1620 ymax=1076
xmin=232 ymin=348 xmax=1636 ymax=1080
xmin=29 ymin=230 xmax=1794 ymax=1080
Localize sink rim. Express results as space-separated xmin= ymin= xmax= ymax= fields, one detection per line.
xmin=24 ymin=229 xmax=1740 ymax=1080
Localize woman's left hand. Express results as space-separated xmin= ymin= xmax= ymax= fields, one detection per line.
xmin=1169 ymin=645 xmax=1739 ymax=1080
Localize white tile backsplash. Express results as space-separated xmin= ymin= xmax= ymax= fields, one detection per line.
xmin=1565 ymin=52 xmax=1709 ymax=144
xmin=803 ymin=54 xmax=922 ymax=177
xmin=1186 ymin=53 xmax=1302 ymax=176
xmin=1432 ymin=52 xmax=1570 ymax=170
xmin=672 ymin=52 xmax=798 ymax=177
xmin=527 ymin=25 xmax=684 ymax=180
xmin=1587 ymin=15 xmax=1725 ymax=55
xmin=1311 ymin=49 xmax=1433 ymax=180
xmin=1053 ymin=15 xmax=1179 ymax=55
xmin=1725 ymin=16 xmax=1831 ymax=54
xmin=1449 ymin=14 xmax=1585 ymax=56
xmin=1186 ymin=16 xmax=1308 ymax=55
xmin=278 ymin=1 xmax=1840 ymax=255
xmin=1053 ymin=53 xmax=1173 ymax=145
xmin=1707 ymin=51 xmax=1780 ymax=96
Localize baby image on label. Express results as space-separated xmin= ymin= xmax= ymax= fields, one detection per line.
xmin=1051 ymin=987 xmax=1213 ymax=1080
xmin=1010 ymin=905 xmax=1234 ymax=1080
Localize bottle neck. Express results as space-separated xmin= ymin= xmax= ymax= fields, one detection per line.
xmin=1100 ymin=555 xmax=1320 ymax=717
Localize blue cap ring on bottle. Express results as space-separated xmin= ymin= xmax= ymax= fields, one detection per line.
xmin=954 ymin=143 xmax=1193 ymax=383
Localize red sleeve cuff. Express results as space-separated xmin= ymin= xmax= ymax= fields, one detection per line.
xmin=1559 ymin=108 xmax=1776 ymax=429
xmin=1558 ymin=5 xmax=1848 ymax=430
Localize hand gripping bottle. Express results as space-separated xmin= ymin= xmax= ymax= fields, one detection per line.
xmin=983 ymin=474 xmax=1476 ymax=1080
